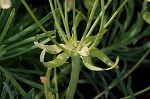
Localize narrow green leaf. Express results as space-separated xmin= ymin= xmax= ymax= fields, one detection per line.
xmin=0 ymin=45 xmax=5 ymax=51
xmin=124 ymin=0 xmax=134 ymax=30
xmin=127 ymin=13 xmax=143 ymax=39
xmin=48 ymin=0 xmax=68 ymax=44
xmin=0 ymin=8 xmax=12 ymax=30
xmin=11 ymin=73 xmax=57 ymax=93
xmin=24 ymin=88 xmax=35 ymax=99
xmin=83 ymin=0 xmax=95 ymax=12
xmin=3 ymin=82 xmax=14 ymax=99
xmin=0 ymin=38 xmax=50 ymax=60
xmin=86 ymin=0 xmax=112 ymax=37
xmin=6 ymin=68 xmax=44 ymax=75
xmin=94 ymin=49 xmax=150 ymax=99
xmin=1 ymin=78 xmax=9 ymax=99
xmin=4 ymin=10 xmax=58 ymax=43
xmin=56 ymin=0 xmax=71 ymax=42
xmin=21 ymin=0 xmax=68 ymax=53
xmin=104 ymin=0 xmax=128 ymax=29
xmin=82 ymin=35 xmax=96 ymax=46
xmin=78 ymin=0 xmax=99 ymax=49
xmin=0 ymin=46 xmax=35 ymax=60
xmin=126 ymin=85 xmax=136 ymax=99
xmin=0 ymin=9 xmax=15 ymax=44
xmin=72 ymin=12 xmax=83 ymax=32
xmin=121 ymin=86 xmax=150 ymax=99
xmin=116 ymin=70 xmax=128 ymax=96
xmin=100 ymin=75 xmax=109 ymax=98
xmin=127 ymin=76 xmax=132 ymax=88
xmin=0 ymin=66 xmax=27 ymax=96
xmin=5 ymin=31 xmax=55 ymax=50
xmin=83 ymin=70 xmax=100 ymax=93
xmin=0 ymin=45 xmax=6 ymax=57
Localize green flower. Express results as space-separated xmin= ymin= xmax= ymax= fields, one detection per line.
xmin=20 ymin=0 xmax=129 ymax=98
xmin=0 ymin=0 xmax=11 ymax=9
xmin=33 ymin=0 xmax=120 ymax=71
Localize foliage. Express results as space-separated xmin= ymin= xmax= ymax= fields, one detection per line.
xmin=0 ymin=0 xmax=150 ymax=99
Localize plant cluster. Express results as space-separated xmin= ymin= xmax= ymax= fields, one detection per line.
xmin=0 ymin=0 xmax=150 ymax=99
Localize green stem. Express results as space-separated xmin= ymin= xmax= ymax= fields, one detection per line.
xmin=20 ymin=0 xmax=68 ymax=53
xmin=64 ymin=0 xmax=72 ymax=44
xmin=45 ymin=68 xmax=52 ymax=99
xmin=56 ymin=0 xmax=71 ymax=44
xmin=72 ymin=0 xmax=78 ymax=47
xmin=89 ymin=0 xmax=105 ymax=49
xmin=90 ymin=0 xmax=128 ymax=49
xmin=53 ymin=3 xmax=60 ymax=99
xmin=48 ymin=0 xmax=68 ymax=44
xmin=54 ymin=67 xmax=59 ymax=99
xmin=77 ymin=0 xmax=99 ymax=50
xmin=66 ymin=52 xmax=81 ymax=99
xmin=104 ymin=0 xmax=128 ymax=29
xmin=86 ymin=0 xmax=112 ymax=37
xmin=100 ymin=0 xmax=105 ymax=31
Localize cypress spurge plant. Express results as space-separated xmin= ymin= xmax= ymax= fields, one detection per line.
xmin=21 ymin=0 xmax=128 ymax=99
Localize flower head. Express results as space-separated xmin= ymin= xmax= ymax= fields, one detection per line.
xmin=34 ymin=40 xmax=119 ymax=71
xmin=34 ymin=0 xmax=120 ymax=71
xmin=0 ymin=0 xmax=11 ymax=9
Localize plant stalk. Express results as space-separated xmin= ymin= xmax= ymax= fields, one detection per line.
xmin=54 ymin=67 xmax=59 ymax=99
xmin=65 ymin=52 xmax=81 ymax=99
xmin=44 ymin=68 xmax=52 ymax=99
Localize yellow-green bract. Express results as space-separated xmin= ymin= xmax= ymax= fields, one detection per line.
xmin=34 ymin=42 xmax=119 ymax=71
